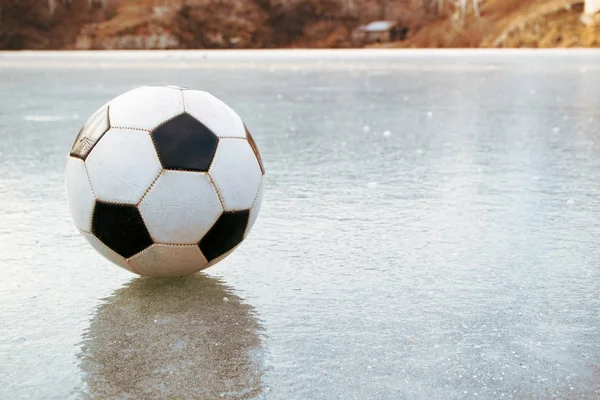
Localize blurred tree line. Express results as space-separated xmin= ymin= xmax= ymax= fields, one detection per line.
xmin=0 ymin=0 xmax=556 ymax=50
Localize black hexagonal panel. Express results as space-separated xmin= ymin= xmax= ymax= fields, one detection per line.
xmin=92 ymin=201 xmax=153 ymax=259
xmin=151 ymin=113 xmax=219 ymax=172
xmin=199 ymin=210 xmax=250 ymax=262
xmin=245 ymin=125 xmax=265 ymax=175
xmin=70 ymin=104 xmax=111 ymax=160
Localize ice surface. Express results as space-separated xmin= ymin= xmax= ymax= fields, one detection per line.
xmin=1 ymin=50 xmax=600 ymax=400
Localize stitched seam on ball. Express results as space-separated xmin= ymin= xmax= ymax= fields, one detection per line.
xmin=153 ymin=243 xmax=198 ymax=248
xmin=92 ymin=198 xmax=138 ymax=206
xmin=125 ymin=259 xmax=141 ymax=275
xmin=84 ymin=230 xmax=141 ymax=275
xmin=149 ymin=111 xmax=185 ymax=132
xmin=82 ymin=162 xmax=97 ymax=233
xmin=128 ymin=244 xmax=208 ymax=272
xmin=250 ymin=178 xmax=263 ymax=209
xmin=223 ymin=207 xmax=252 ymax=213
xmin=175 ymin=98 xmax=223 ymax=140
xmin=250 ymin=148 xmax=264 ymax=177
xmin=146 ymin=111 xmax=187 ymax=169
xmin=206 ymin=139 xmax=222 ymax=172
xmin=125 ymin=247 xmax=151 ymax=273
xmin=137 ymin=170 xmax=163 ymax=207
xmin=219 ymin=137 xmax=263 ymax=176
xmin=110 ymin=126 xmax=151 ymax=132
xmin=244 ymin=184 xmax=262 ymax=239
xmin=147 ymin=127 xmax=165 ymax=168
xmin=80 ymin=201 xmax=95 ymax=235
xmin=180 ymin=89 xmax=187 ymax=112
xmin=193 ymin=119 xmax=221 ymax=141
xmin=206 ymin=246 xmax=238 ymax=267
xmin=127 ymin=245 xmax=151 ymax=260
xmin=207 ymin=172 xmax=226 ymax=211
xmin=162 ymin=167 xmax=213 ymax=173
xmin=197 ymin=246 xmax=209 ymax=263
xmin=82 ymin=161 xmax=97 ymax=198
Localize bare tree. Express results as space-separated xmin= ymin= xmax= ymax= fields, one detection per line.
xmin=459 ymin=0 xmax=466 ymax=17
xmin=438 ymin=0 xmax=481 ymax=20
xmin=48 ymin=0 xmax=57 ymax=15
xmin=346 ymin=0 xmax=355 ymax=14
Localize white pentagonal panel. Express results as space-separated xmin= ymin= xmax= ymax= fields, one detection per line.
xmin=209 ymin=139 xmax=262 ymax=211
xmin=139 ymin=170 xmax=223 ymax=244
xmin=65 ymin=157 xmax=96 ymax=233
xmin=86 ymin=128 xmax=162 ymax=204
xmin=128 ymin=244 xmax=208 ymax=277
xmin=245 ymin=179 xmax=264 ymax=238
xmin=182 ymin=90 xmax=246 ymax=138
xmin=205 ymin=246 xmax=239 ymax=269
xmin=109 ymin=86 xmax=184 ymax=131
xmin=81 ymin=231 xmax=137 ymax=274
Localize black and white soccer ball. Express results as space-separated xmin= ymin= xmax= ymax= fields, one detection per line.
xmin=65 ymin=86 xmax=265 ymax=277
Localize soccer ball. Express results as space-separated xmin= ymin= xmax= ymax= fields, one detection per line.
xmin=65 ymin=86 xmax=265 ymax=277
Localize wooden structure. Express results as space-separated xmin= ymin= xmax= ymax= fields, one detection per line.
xmin=352 ymin=21 xmax=406 ymax=45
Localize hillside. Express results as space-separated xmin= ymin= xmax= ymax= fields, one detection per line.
xmin=0 ymin=0 xmax=413 ymax=50
xmin=1 ymin=0 xmax=599 ymax=49
xmin=392 ymin=0 xmax=600 ymax=48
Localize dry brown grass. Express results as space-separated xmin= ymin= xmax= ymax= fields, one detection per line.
xmin=3 ymin=0 xmax=600 ymax=49
xmin=391 ymin=0 xmax=598 ymax=48
xmin=492 ymin=2 xmax=600 ymax=47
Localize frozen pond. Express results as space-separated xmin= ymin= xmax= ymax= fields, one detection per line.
xmin=1 ymin=50 xmax=600 ymax=399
